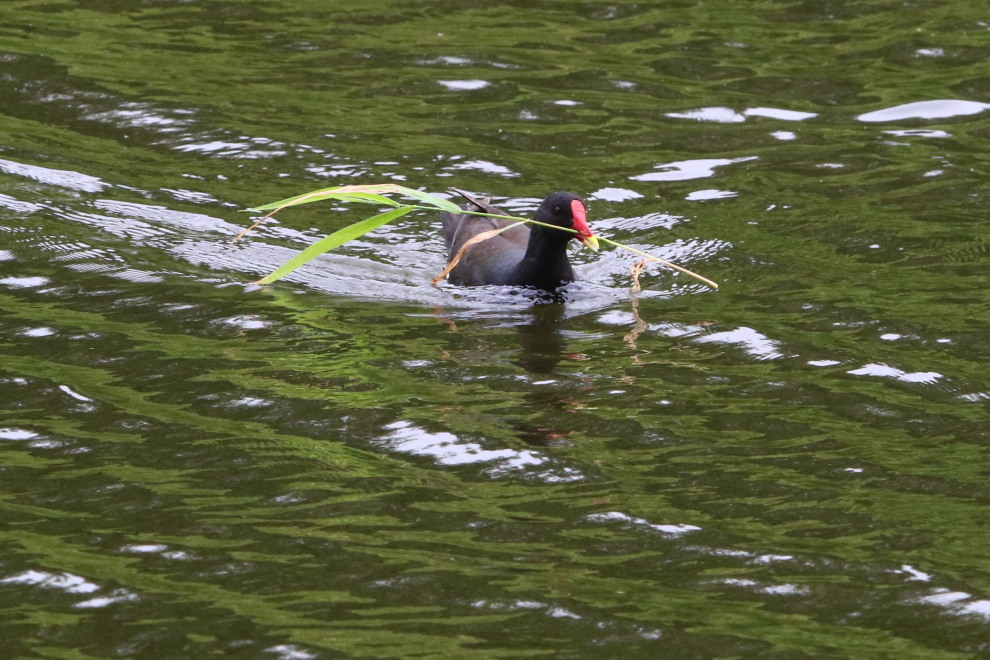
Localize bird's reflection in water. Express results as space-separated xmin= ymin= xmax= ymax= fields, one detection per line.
xmin=512 ymin=300 xmax=567 ymax=374
xmin=433 ymin=287 xmax=612 ymax=448
xmin=509 ymin=301 xmax=588 ymax=447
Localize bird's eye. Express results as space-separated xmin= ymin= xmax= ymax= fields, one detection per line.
xmin=554 ymin=206 xmax=562 ymax=214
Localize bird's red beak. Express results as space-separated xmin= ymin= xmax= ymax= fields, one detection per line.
xmin=570 ymin=199 xmax=599 ymax=251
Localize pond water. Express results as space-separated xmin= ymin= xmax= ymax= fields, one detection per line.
xmin=2 ymin=0 xmax=990 ymax=657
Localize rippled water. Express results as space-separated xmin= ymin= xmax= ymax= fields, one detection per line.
xmin=2 ymin=0 xmax=990 ymax=657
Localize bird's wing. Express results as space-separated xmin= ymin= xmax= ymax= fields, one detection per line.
xmin=441 ymin=190 xmax=529 ymax=254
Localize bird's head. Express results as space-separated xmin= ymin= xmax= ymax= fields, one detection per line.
xmin=535 ymin=192 xmax=599 ymax=251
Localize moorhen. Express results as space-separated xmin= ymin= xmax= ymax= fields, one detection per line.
xmin=440 ymin=190 xmax=599 ymax=290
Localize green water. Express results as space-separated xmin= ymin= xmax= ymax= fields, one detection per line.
xmin=2 ymin=0 xmax=990 ymax=657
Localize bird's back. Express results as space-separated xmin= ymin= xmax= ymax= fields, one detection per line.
xmin=440 ymin=198 xmax=532 ymax=286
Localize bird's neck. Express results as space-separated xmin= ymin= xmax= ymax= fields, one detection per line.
xmin=515 ymin=228 xmax=574 ymax=289
xmin=523 ymin=226 xmax=570 ymax=260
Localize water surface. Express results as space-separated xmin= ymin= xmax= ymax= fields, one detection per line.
xmin=2 ymin=0 xmax=990 ymax=657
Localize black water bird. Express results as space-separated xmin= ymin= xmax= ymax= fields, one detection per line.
xmin=440 ymin=190 xmax=598 ymax=290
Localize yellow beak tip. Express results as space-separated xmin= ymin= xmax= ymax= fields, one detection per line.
xmin=583 ymin=235 xmax=600 ymax=252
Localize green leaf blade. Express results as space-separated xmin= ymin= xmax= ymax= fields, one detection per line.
xmin=391 ymin=186 xmax=463 ymax=213
xmin=248 ymin=184 xmax=459 ymax=213
xmin=249 ymin=190 xmax=401 ymax=212
xmin=254 ymin=206 xmax=415 ymax=285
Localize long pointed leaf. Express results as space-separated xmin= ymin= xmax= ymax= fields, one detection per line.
xmin=392 ymin=185 xmax=463 ymax=213
xmin=254 ymin=206 xmax=414 ymax=285
xmin=238 ymin=186 xmax=408 ymax=243
xmin=249 ymin=184 xmax=459 ymax=213
xmin=249 ymin=188 xmax=402 ymax=212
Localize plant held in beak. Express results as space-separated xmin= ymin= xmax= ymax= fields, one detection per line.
xmin=238 ymin=183 xmax=717 ymax=291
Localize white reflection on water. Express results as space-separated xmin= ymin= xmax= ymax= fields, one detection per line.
xmin=898 ymin=564 xmax=932 ymax=582
xmin=883 ymin=129 xmax=952 ymax=138
xmin=586 ymin=511 xmax=701 ymax=536
xmin=58 ymin=385 xmax=93 ymax=402
xmin=667 ymin=106 xmax=746 ymax=123
xmin=743 ymin=107 xmax=817 ymax=121
xmin=0 ymin=194 xmax=42 ymax=214
xmin=121 ymin=544 xmax=170 ymax=554
xmin=1 ymin=570 xmax=100 ymax=594
xmin=444 ymin=158 xmax=519 ymax=177
xmin=380 ymin=420 xmax=543 ymax=467
xmin=173 ymin=137 xmax=288 ymax=159
xmin=918 ymin=589 xmax=990 ymax=620
xmin=85 ymin=101 xmax=194 ymax=131
xmin=0 ymin=158 xmax=108 ymax=193
xmin=18 ymin=326 xmax=57 ymax=337
xmin=416 ymin=55 xmax=472 ymax=66
xmin=74 ymin=590 xmax=140 ymax=609
xmin=588 ymin=187 xmax=643 ymax=202
xmin=0 ymin=427 xmax=39 ymax=441
xmin=264 ymin=644 xmax=320 ymax=660
xmin=378 ymin=421 xmax=586 ymax=482
xmin=1 ymin=276 xmax=53 ymax=289
xmin=437 ymin=79 xmax=490 ymax=91
xmin=846 ymin=363 xmax=943 ymax=385
xmin=591 ymin=210 xmax=683 ymax=232
xmin=213 ymin=314 xmax=272 ymax=331
xmin=720 ymin=578 xmax=810 ymax=596
xmin=857 ymin=99 xmax=990 ymax=122
xmin=695 ymin=326 xmax=785 ymax=361
xmin=685 ymin=189 xmax=737 ymax=201
xmin=630 ymin=156 xmax=758 ymax=182
xmin=666 ymin=106 xmax=817 ymax=123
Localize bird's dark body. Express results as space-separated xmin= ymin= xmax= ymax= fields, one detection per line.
xmin=440 ymin=191 xmax=586 ymax=290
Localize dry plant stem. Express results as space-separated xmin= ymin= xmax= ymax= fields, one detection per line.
xmin=600 ymin=237 xmax=719 ymax=290
xmin=233 ymin=190 xmax=336 ymax=243
xmin=630 ymin=259 xmax=647 ymax=293
xmin=233 ymin=216 xmax=271 ymax=243
xmin=623 ymin=292 xmax=649 ymax=350
xmin=431 ymin=222 xmax=525 ymax=285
